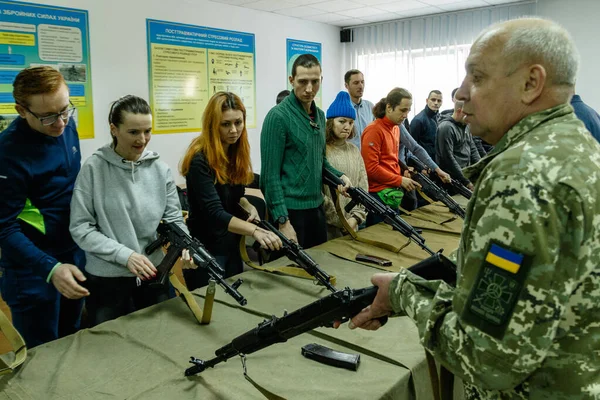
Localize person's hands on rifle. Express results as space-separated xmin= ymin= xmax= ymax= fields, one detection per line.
xmin=127 ymin=252 xmax=157 ymax=280
xmin=401 ymin=176 xmax=421 ymax=192
xmin=279 ymin=220 xmax=298 ymax=244
xmin=338 ymin=174 xmax=352 ymax=197
xmin=343 ymin=273 xmax=396 ymax=330
xmin=467 ymin=182 xmax=475 ymax=191
xmin=240 ymin=198 xmax=261 ymax=222
xmin=435 ymin=168 xmax=452 ymax=183
xmin=51 ymin=264 xmax=89 ymax=299
xmin=253 ymin=227 xmax=282 ymax=251
xmin=181 ymin=249 xmax=198 ymax=270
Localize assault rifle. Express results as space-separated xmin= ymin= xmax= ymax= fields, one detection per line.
xmin=322 ymin=169 xmax=437 ymax=256
xmin=407 ymin=154 xmax=472 ymax=200
xmin=254 ymin=219 xmax=337 ymax=292
xmin=145 ymin=221 xmax=247 ymax=306
xmin=398 ymin=159 xmax=466 ymax=219
xmin=185 ymin=285 xmax=386 ymax=376
xmin=408 ymin=252 xmax=458 ymax=287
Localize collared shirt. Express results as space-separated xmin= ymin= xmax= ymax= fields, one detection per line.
xmin=349 ymin=98 xmax=375 ymax=150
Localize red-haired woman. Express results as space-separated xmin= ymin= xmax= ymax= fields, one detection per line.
xmin=180 ymin=92 xmax=281 ymax=290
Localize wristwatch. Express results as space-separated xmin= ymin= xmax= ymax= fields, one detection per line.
xmin=277 ymin=215 xmax=289 ymax=225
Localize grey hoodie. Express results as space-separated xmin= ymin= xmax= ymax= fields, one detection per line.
xmin=70 ymin=144 xmax=187 ymax=277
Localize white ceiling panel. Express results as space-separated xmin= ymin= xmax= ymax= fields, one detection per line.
xmin=310 ymin=0 xmax=364 ymax=12
xmin=208 ymin=0 xmax=525 ymax=27
xmin=337 ymin=6 xmax=390 ymax=18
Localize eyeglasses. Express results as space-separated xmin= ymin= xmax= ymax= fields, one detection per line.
xmin=19 ymin=101 xmax=76 ymax=126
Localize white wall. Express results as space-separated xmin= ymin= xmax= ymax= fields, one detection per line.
xmin=18 ymin=0 xmax=342 ymax=183
xmin=536 ymin=0 xmax=600 ymax=110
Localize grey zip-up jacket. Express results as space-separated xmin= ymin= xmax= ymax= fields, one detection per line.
xmin=69 ymin=144 xmax=187 ymax=277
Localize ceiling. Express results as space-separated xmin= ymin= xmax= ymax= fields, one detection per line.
xmin=208 ymin=0 xmax=523 ymax=27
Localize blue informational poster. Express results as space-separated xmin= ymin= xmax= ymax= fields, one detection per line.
xmin=286 ymin=38 xmax=322 ymax=108
xmin=0 ymin=0 xmax=94 ymax=138
xmin=147 ymin=19 xmax=256 ymax=133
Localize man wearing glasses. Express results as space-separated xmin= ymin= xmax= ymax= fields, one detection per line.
xmin=0 ymin=66 xmax=88 ymax=347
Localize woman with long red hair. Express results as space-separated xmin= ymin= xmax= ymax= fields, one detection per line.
xmin=180 ymin=92 xmax=281 ymax=290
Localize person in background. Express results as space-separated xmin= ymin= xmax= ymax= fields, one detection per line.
xmin=347 ymin=17 xmax=600 ymax=399
xmin=410 ymin=90 xmax=443 ymax=159
xmin=344 ymin=69 xmax=375 ymax=150
xmin=440 ymin=88 xmax=459 ymax=117
xmin=261 ymin=54 xmax=351 ymax=248
xmin=181 ymin=92 xmax=282 ymax=290
xmin=571 ymin=93 xmax=600 ymax=143
xmin=362 ymin=87 xmax=421 ymax=225
xmin=276 ymin=89 xmax=290 ymax=105
xmin=398 ymin=122 xmax=451 ymax=210
xmin=0 ymin=66 xmax=87 ymax=347
xmin=70 ymin=95 xmax=192 ymax=327
xmin=322 ymin=91 xmax=368 ymax=239
xmin=436 ymin=97 xmax=481 ymax=190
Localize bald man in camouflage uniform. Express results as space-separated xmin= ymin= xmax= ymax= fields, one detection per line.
xmin=347 ymin=18 xmax=600 ymax=399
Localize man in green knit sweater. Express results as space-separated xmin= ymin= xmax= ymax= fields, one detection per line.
xmin=260 ymin=54 xmax=351 ymax=247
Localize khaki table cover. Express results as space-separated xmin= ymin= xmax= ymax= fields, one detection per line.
xmin=0 ymin=202 xmax=463 ymax=400
xmin=0 ymin=294 xmax=415 ymax=400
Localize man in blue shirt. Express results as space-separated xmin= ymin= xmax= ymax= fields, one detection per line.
xmin=0 ymin=66 xmax=89 ymax=347
xmin=571 ymin=94 xmax=600 ymax=143
xmin=345 ymin=69 xmax=374 ymax=150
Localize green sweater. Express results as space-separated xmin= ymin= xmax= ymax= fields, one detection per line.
xmin=260 ymin=91 xmax=342 ymax=221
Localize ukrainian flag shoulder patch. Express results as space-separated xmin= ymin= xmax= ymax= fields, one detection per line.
xmin=462 ymin=241 xmax=532 ymax=340
xmin=485 ymin=243 xmax=524 ymax=274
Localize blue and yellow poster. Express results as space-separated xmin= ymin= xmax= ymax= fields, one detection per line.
xmin=0 ymin=0 xmax=94 ymax=138
xmin=286 ymin=38 xmax=322 ymax=108
xmin=147 ymin=19 xmax=256 ymax=133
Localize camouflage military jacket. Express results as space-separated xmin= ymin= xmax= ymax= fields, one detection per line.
xmin=390 ymin=103 xmax=600 ymax=399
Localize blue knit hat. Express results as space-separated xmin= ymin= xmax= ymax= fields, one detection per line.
xmin=326 ymin=91 xmax=356 ymax=120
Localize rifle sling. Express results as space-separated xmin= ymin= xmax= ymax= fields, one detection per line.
xmin=239 ymin=238 xmax=337 ymax=287
xmin=332 ymin=189 xmax=410 ymax=254
xmin=168 ymin=272 xmax=205 ymax=324
xmin=0 ymin=307 xmax=27 ymax=375
xmin=244 ymin=371 xmax=288 ymax=400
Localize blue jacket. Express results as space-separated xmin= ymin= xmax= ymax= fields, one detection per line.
xmin=0 ymin=117 xmax=81 ymax=278
xmin=571 ymin=95 xmax=600 ymax=143
xmin=409 ymin=106 xmax=439 ymax=159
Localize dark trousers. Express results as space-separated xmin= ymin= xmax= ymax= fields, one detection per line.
xmin=288 ymin=205 xmax=327 ymax=249
xmin=0 ymin=248 xmax=85 ymax=348
xmin=402 ymin=190 xmax=419 ymax=211
xmin=83 ymin=273 xmax=170 ymax=327
xmin=183 ymin=231 xmax=243 ymax=291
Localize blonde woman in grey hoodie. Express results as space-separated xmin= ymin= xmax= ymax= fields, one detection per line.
xmin=69 ymin=95 xmax=191 ymax=327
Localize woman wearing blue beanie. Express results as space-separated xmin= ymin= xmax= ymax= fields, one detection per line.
xmin=322 ymin=91 xmax=369 ymax=239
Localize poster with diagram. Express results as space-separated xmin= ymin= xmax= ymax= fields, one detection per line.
xmin=147 ymin=19 xmax=256 ymax=133
xmin=0 ymin=0 xmax=94 ymax=138
xmin=286 ymin=38 xmax=322 ymax=109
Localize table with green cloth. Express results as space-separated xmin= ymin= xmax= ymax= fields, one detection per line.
xmin=0 ymin=202 xmax=464 ymax=400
